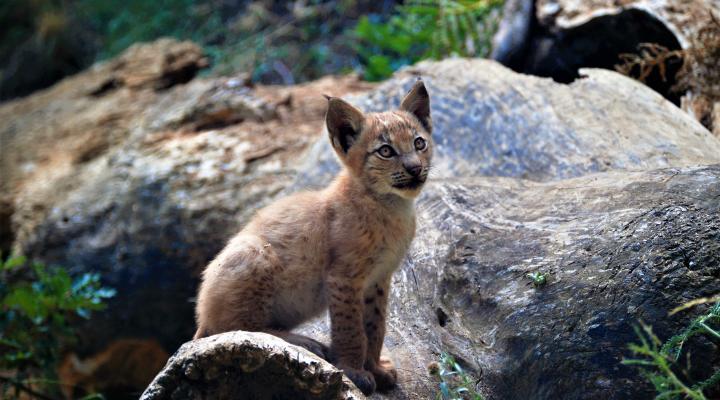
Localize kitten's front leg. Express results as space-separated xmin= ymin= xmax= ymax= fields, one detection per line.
xmin=327 ymin=276 xmax=376 ymax=395
xmin=363 ymin=278 xmax=397 ymax=391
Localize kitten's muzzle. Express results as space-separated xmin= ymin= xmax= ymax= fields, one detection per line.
xmin=392 ymin=175 xmax=426 ymax=190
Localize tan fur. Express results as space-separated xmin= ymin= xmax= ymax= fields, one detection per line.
xmin=57 ymin=339 xmax=169 ymax=399
xmin=194 ymin=79 xmax=433 ymax=395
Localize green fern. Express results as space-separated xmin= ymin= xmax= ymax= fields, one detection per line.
xmin=623 ymin=299 xmax=720 ymax=399
xmin=401 ymin=0 xmax=502 ymax=60
xmin=354 ymin=0 xmax=504 ymax=81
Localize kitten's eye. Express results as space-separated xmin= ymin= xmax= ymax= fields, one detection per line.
xmin=377 ymin=145 xmax=396 ymax=158
xmin=414 ymin=137 xmax=427 ymax=151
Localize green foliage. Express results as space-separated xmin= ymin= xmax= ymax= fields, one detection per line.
xmin=354 ymin=13 xmax=430 ymax=81
xmin=74 ymin=0 xmax=224 ymax=60
xmin=526 ymin=271 xmax=547 ymax=287
xmin=431 ymin=352 xmax=484 ymax=400
xmin=623 ymin=299 xmax=720 ymax=399
xmin=3 ymin=1 xmax=505 ymax=98
xmin=0 ymin=254 xmax=115 ymax=398
xmin=68 ymin=1 xmax=370 ymax=83
xmin=204 ymin=2 xmax=370 ymax=83
xmin=354 ymin=0 xmax=504 ymax=81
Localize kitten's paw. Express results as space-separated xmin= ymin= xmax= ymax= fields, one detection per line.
xmin=371 ymin=356 xmax=398 ymax=391
xmin=342 ymin=367 xmax=376 ymax=395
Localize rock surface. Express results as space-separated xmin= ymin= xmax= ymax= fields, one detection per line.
xmin=370 ymin=165 xmax=719 ymax=399
xmin=141 ymin=331 xmax=365 ymax=400
xmin=101 ymin=38 xmax=209 ymax=91
xmin=294 ymin=58 xmax=720 ymax=188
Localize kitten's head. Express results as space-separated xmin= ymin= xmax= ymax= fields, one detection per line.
xmin=325 ymin=79 xmax=433 ymax=199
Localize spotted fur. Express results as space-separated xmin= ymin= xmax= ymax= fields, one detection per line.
xmin=194 ymin=79 xmax=433 ymax=395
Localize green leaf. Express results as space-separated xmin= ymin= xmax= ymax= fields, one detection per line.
xmin=366 ymin=55 xmax=393 ymax=81
xmin=4 ymin=286 xmax=45 ymax=320
xmin=1 ymin=256 xmax=114 ymax=375
xmin=3 ymin=255 xmax=27 ymax=270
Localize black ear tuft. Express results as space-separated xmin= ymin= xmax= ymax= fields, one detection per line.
xmin=400 ymin=78 xmax=432 ymax=133
xmin=325 ymin=98 xmax=364 ymax=154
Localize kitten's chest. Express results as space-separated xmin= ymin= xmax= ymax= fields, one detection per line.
xmin=364 ymin=209 xmax=416 ymax=285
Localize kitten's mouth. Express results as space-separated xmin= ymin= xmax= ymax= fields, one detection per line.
xmin=392 ymin=178 xmax=426 ymax=190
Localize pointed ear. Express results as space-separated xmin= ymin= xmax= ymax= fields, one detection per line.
xmin=400 ymin=78 xmax=432 ymax=133
xmin=325 ymin=97 xmax=364 ymax=154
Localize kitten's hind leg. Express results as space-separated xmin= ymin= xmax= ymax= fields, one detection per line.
xmin=267 ymin=330 xmax=330 ymax=360
xmin=195 ymin=236 xmax=281 ymax=338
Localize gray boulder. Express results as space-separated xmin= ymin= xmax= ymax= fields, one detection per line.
xmin=398 ymin=165 xmax=720 ymax=399
xmin=295 ymin=59 xmax=720 ymax=188
xmin=299 ymin=165 xmax=720 ymax=399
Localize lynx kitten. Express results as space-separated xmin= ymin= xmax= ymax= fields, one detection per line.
xmin=194 ymin=79 xmax=433 ymax=395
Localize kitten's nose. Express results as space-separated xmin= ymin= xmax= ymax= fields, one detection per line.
xmin=405 ymin=164 xmax=422 ymax=177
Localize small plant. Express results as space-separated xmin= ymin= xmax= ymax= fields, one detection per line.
xmin=429 ymin=352 xmax=484 ymax=400
xmin=623 ymin=298 xmax=720 ymax=399
xmin=616 ymin=43 xmax=682 ymax=83
xmin=0 ymin=254 xmax=116 ymax=399
xmin=526 ymin=271 xmax=547 ymax=287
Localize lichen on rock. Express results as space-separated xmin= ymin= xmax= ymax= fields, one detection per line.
xmin=141 ymin=331 xmax=365 ymax=400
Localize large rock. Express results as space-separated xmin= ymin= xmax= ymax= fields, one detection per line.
xmin=413 ymin=165 xmax=719 ymax=399
xmin=141 ymin=331 xmax=365 ymax=400
xmin=0 ymin=38 xmax=210 ymax=252
xmin=295 ymin=58 xmax=720 ymax=188
xmin=100 ymin=38 xmax=209 ymax=91
xmin=300 ymin=165 xmax=720 ymax=399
